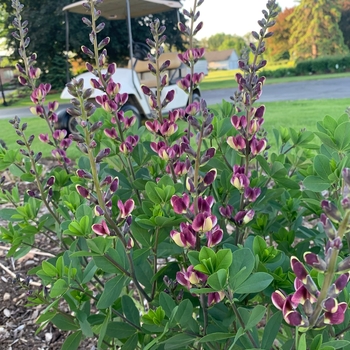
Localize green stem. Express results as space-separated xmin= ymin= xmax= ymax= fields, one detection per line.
xmin=226 ymin=291 xmax=259 ymax=349
xmin=309 ymin=211 xmax=350 ymax=327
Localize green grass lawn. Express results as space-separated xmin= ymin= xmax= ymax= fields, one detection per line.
xmin=200 ymin=70 xmax=350 ymax=91
xmin=1 ymin=92 xmax=64 ymax=109
xmin=1 ymin=98 xmax=349 ymax=160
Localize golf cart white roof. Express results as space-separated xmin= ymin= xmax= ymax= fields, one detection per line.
xmin=63 ymin=0 xmax=182 ymax=20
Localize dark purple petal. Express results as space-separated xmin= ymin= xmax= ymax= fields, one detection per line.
xmin=290 ymin=257 xmax=308 ymax=284
xmin=271 ymin=290 xmax=286 ymax=311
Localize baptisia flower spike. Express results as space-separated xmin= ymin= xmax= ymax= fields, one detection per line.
xmin=272 ymin=183 xmax=350 ymax=329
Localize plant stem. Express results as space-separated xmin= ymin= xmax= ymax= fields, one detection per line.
xmin=309 ymin=211 xmax=350 ymax=327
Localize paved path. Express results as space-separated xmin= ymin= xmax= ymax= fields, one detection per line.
xmin=201 ymin=76 xmax=350 ymax=105
xmin=1 ymin=76 xmax=350 ymax=120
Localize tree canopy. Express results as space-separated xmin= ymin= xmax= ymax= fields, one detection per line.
xmin=266 ymin=7 xmax=294 ymax=61
xmin=288 ymin=0 xmax=348 ymax=59
xmin=339 ymin=0 xmax=350 ymax=50
xmin=3 ymin=0 xmax=186 ymax=89
xmin=200 ymin=33 xmax=247 ymax=56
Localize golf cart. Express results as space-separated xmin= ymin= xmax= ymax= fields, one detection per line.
xmin=55 ymin=0 xmax=201 ymax=133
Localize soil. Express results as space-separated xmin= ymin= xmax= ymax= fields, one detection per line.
xmin=0 ymin=159 xmax=97 ymax=350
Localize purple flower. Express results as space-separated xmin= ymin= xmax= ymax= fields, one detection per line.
xmin=104 ymin=127 xmax=118 ymax=139
xmin=145 ymin=120 xmax=161 ymax=134
xmin=185 ymin=102 xmax=200 ymax=116
xmin=231 ymin=174 xmax=250 ymax=191
xmin=231 ymin=115 xmax=247 ymax=130
xmin=159 ymin=120 xmax=178 ymax=137
xmin=171 ymin=194 xmax=190 ymax=214
xmin=244 ymin=187 xmax=261 ymax=202
xmin=206 ymin=226 xmax=223 ymax=247
xmin=250 ymin=137 xmax=267 ymax=156
xmin=192 ymin=213 xmax=217 ymax=232
xmin=203 ymin=169 xmax=217 ymax=186
xmin=170 ymin=223 xmax=196 ymax=249
xmin=118 ymin=199 xmax=135 ymax=218
xmin=321 ymin=200 xmax=342 ymax=223
xmin=208 ymin=291 xmax=225 ymax=306
xmin=227 ymin=135 xmax=246 ymax=151
xmin=324 ymin=302 xmax=347 ymax=325
xmin=92 ymin=220 xmax=110 ymax=236
xmin=176 ymin=265 xmax=207 ymax=290
xmin=76 ymin=184 xmax=89 ymax=198
xmin=219 ymin=205 xmax=233 ymax=218
xmin=290 ymin=257 xmax=308 ymax=284
xmin=303 ymin=252 xmax=326 ymax=272
xmin=38 ymin=133 xmax=50 ymax=143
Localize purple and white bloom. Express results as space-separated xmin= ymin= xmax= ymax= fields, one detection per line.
xmin=176 ymin=265 xmax=207 ymax=290
xmin=92 ymin=220 xmax=110 ymax=236
xmin=171 ymin=193 xmax=190 ymax=214
xmin=192 ymin=212 xmax=217 ymax=232
xmin=170 ymin=222 xmax=196 ymax=249
xmin=118 ymin=199 xmax=135 ymax=219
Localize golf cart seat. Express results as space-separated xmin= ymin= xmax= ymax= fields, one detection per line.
xmin=128 ymin=52 xmax=184 ymax=88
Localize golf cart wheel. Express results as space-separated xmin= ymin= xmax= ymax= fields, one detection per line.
xmin=121 ymin=104 xmax=142 ymax=127
xmin=192 ymin=92 xmax=201 ymax=104
xmin=66 ymin=114 xmax=78 ymax=135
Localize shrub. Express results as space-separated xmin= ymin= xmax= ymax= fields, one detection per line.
xmin=295 ymin=54 xmax=350 ymax=75
xmin=2 ymin=0 xmax=350 ymax=349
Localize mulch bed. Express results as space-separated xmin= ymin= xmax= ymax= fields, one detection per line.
xmin=0 ymin=159 xmax=98 ymax=349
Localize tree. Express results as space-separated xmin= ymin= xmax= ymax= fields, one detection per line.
xmin=288 ymin=0 xmax=348 ymax=60
xmin=339 ymin=0 xmax=350 ymax=50
xmin=218 ymin=36 xmax=247 ymax=55
xmin=3 ymin=0 xmax=185 ymax=89
xmin=200 ymin=33 xmax=247 ymax=55
xmin=266 ymin=7 xmax=295 ymax=61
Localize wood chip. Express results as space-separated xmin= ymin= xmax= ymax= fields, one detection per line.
xmin=3 ymin=308 xmax=11 ymax=317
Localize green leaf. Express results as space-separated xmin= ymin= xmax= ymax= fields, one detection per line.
xmin=245 ymin=305 xmax=266 ymax=330
xmin=49 ymin=279 xmax=68 ymax=298
xmin=174 ymin=299 xmax=193 ymax=327
xmin=61 ymin=331 xmax=82 ymax=350
xmin=275 ymin=177 xmax=300 ymax=190
xmin=51 ymin=314 xmax=79 ymax=331
xmin=122 ymin=295 xmax=140 ymax=327
xmin=321 ymin=341 xmax=350 ymax=349
xmin=97 ymin=275 xmax=126 ymax=309
xmin=334 ymin=122 xmax=350 ymax=151
xmin=229 ymin=248 xmax=255 ymax=289
xmin=235 ymin=272 xmax=273 ymax=294
xmin=105 ymin=322 xmax=137 ymax=339
xmin=97 ymin=311 xmax=109 ymax=349
xmin=314 ymin=132 xmax=337 ymax=150
xmin=163 ymin=334 xmax=196 ymax=350
xmin=216 ymin=249 xmax=233 ymax=270
xmin=187 ymin=251 xmax=200 ymax=266
xmin=298 ymin=333 xmax=306 ymax=350
xmin=253 ymin=236 xmax=267 ymax=257
xmin=261 ymin=312 xmax=283 ymax=350
xmin=310 ymin=334 xmax=323 ymax=350
xmin=199 ymin=332 xmax=235 ymax=343
xmin=41 ymin=261 xmax=58 ymax=277
xmin=303 ymin=175 xmax=331 ymax=192
xmin=314 ymin=154 xmax=333 ymax=180
xmin=322 ymin=115 xmax=338 ymax=135
xmin=199 ymin=246 xmax=216 ymax=262
xmin=121 ymin=333 xmax=138 ymax=350
xmin=207 ymin=269 xmax=227 ymax=291
xmin=145 ymin=182 xmax=162 ymax=204
xmin=159 ymin=292 xmax=176 ymax=318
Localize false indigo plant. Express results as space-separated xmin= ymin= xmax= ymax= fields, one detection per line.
xmin=2 ymin=0 xmax=350 ymax=349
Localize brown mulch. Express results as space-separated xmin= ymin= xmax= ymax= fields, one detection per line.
xmin=0 ymin=159 xmax=98 ymax=349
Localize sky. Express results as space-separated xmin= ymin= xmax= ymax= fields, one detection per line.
xmin=182 ymin=0 xmax=298 ymax=39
